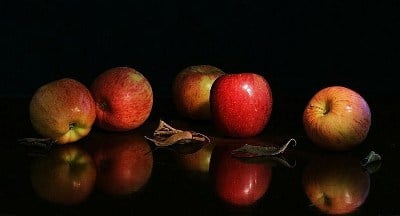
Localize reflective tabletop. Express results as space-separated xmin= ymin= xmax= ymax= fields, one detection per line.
xmin=0 ymin=92 xmax=398 ymax=215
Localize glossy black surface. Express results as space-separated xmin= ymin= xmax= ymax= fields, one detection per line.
xmin=0 ymin=92 xmax=398 ymax=215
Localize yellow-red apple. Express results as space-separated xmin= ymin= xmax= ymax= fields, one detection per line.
xmin=90 ymin=66 xmax=153 ymax=131
xmin=303 ymin=86 xmax=371 ymax=150
xmin=172 ymin=65 xmax=225 ymax=120
xmin=30 ymin=144 xmax=97 ymax=205
xmin=29 ymin=78 xmax=96 ymax=144
xmin=178 ymin=141 xmax=216 ymax=173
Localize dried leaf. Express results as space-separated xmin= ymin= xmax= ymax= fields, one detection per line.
xmin=144 ymin=119 xmax=210 ymax=147
xmin=17 ymin=137 xmax=57 ymax=156
xmin=231 ymin=138 xmax=297 ymax=157
xmin=361 ymin=150 xmax=382 ymax=174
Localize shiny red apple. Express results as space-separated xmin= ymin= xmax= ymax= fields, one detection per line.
xmin=302 ymin=154 xmax=370 ymax=215
xmin=30 ymin=144 xmax=97 ymax=205
xmin=172 ymin=65 xmax=225 ymax=120
xmin=210 ymin=73 xmax=273 ymax=138
xmin=85 ymin=130 xmax=153 ymax=196
xmin=303 ymin=86 xmax=371 ymax=150
xmin=209 ymin=140 xmax=272 ymax=207
xmin=29 ymin=78 xmax=96 ymax=144
xmin=90 ymin=66 xmax=153 ymax=131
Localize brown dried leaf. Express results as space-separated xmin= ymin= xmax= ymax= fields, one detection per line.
xmin=144 ymin=119 xmax=210 ymax=147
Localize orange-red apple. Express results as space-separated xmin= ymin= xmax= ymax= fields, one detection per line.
xmin=30 ymin=144 xmax=97 ymax=205
xmin=302 ymin=154 xmax=370 ymax=215
xmin=172 ymin=65 xmax=225 ymax=120
xmin=29 ymin=78 xmax=96 ymax=144
xmin=85 ymin=131 xmax=153 ymax=196
xmin=90 ymin=66 xmax=153 ymax=131
xmin=303 ymin=86 xmax=371 ymax=150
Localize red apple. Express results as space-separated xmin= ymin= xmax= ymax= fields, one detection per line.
xmin=209 ymin=140 xmax=272 ymax=207
xmin=172 ymin=65 xmax=225 ymax=120
xmin=90 ymin=66 xmax=153 ymax=131
xmin=29 ymin=78 xmax=96 ymax=144
xmin=302 ymin=154 xmax=370 ymax=215
xmin=85 ymin=130 xmax=153 ymax=196
xmin=30 ymin=144 xmax=97 ymax=205
xmin=210 ymin=73 xmax=273 ymax=138
xmin=303 ymin=86 xmax=371 ymax=150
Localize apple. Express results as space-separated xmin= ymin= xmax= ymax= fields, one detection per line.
xmin=209 ymin=140 xmax=272 ymax=207
xmin=172 ymin=65 xmax=225 ymax=120
xmin=29 ymin=78 xmax=96 ymax=144
xmin=178 ymin=141 xmax=216 ymax=174
xmin=210 ymin=73 xmax=273 ymax=138
xmin=302 ymin=154 xmax=370 ymax=215
xmin=30 ymin=144 xmax=97 ymax=205
xmin=90 ymin=66 xmax=153 ymax=131
xmin=303 ymin=86 xmax=371 ymax=150
xmin=85 ymin=130 xmax=153 ymax=196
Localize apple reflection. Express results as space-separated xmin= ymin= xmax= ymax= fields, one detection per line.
xmin=177 ymin=141 xmax=216 ymax=174
xmin=209 ymin=139 xmax=272 ymax=207
xmin=30 ymin=144 xmax=97 ymax=205
xmin=85 ymin=130 xmax=153 ymax=196
xmin=302 ymin=153 xmax=370 ymax=215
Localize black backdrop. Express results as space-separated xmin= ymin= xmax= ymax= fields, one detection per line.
xmin=2 ymin=0 xmax=398 ymax=99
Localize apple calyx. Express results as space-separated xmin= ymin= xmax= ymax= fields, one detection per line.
xmin=69 ymin=122 xmax=77 ymax=130
xmin=145 ymin=119 xmax=210 ymax=147
xmin=309 ymin=104 xmax=329 ymax=115
xmin=320 ymin=193 xmax=332 ymax=207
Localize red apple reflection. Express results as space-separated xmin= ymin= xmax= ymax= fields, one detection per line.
xmin=209 ymin=140 xmax=272 ymax=207
xmin=30 ymin=144 xmax=97 ymax=205
xmin=302 ymin=154 xmax=370 ymax=215
xmin=85 ymin=130 xmax=153 ymax=196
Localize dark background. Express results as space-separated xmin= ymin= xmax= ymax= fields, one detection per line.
xmin=2 ymin=0 xmax=399 ymax=100
xmin=1 ymin=1 xmax=399 ymax=214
